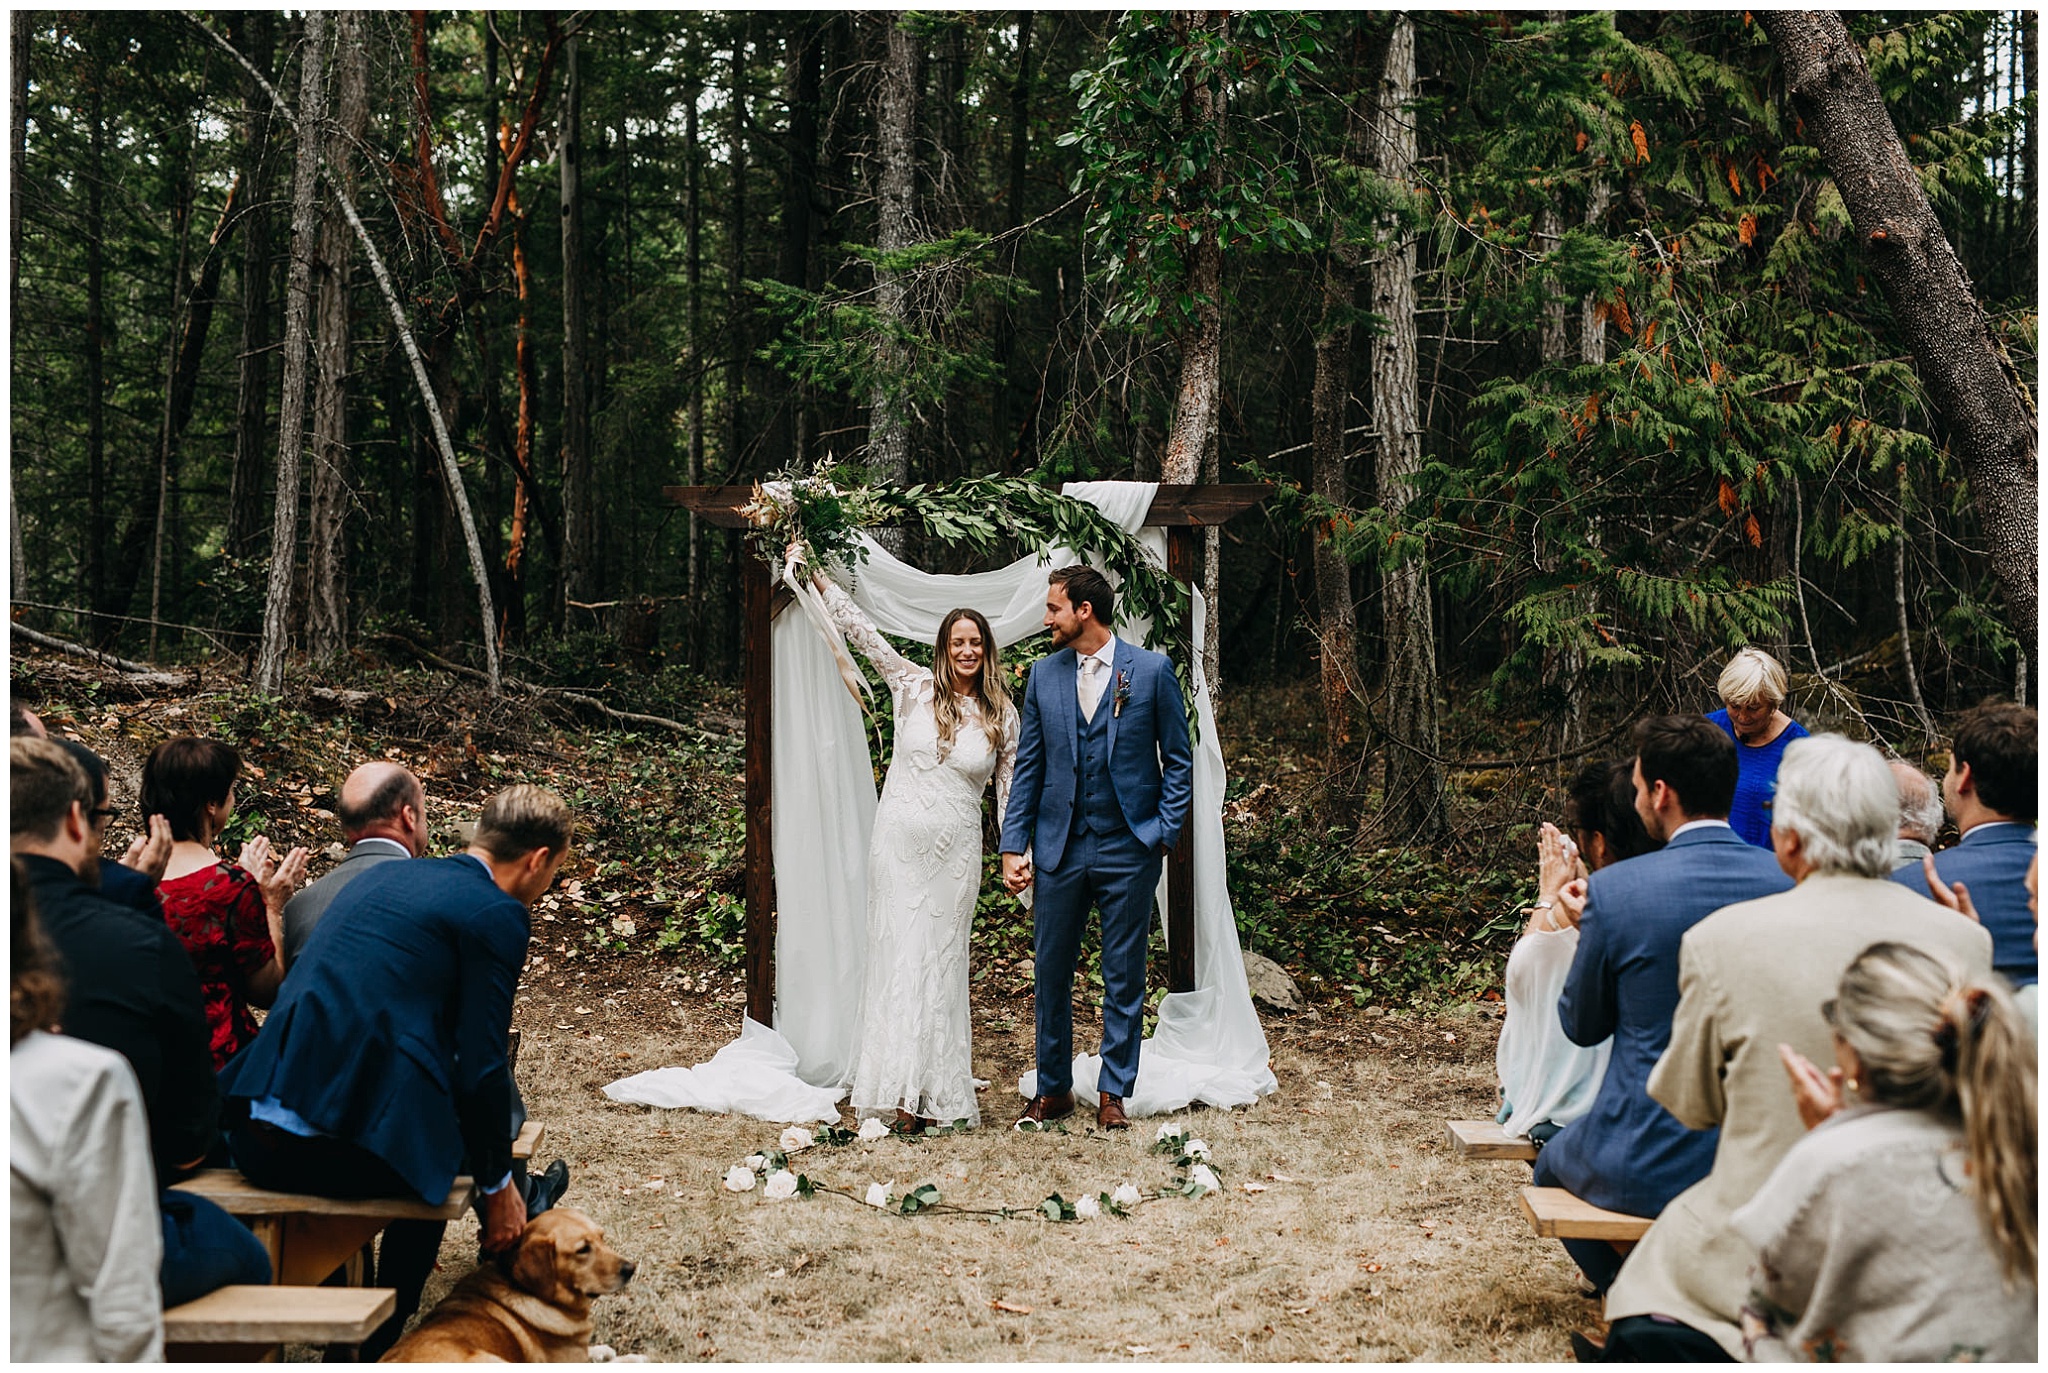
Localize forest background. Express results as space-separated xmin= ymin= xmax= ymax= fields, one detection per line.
xmin=9 ymin=10 xmax=2037 ymax=1005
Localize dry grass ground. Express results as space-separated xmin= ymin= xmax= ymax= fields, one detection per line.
xmin=381 ymin=972 xmax=1592 ymax=1363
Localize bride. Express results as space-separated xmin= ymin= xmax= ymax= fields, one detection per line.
xmin=810 ymin=565 xmax=1017 ymax=1132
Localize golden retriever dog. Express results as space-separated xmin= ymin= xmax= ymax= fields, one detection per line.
xmin=380 ymin=1208 xmax=635 ymax=1363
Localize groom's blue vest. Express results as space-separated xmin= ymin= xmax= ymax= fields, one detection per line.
xmin=1073 ymin=692 xmax=1128 ymax=840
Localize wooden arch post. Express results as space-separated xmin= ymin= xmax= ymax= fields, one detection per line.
xmin=663 ymin=483 xmax=1269 ymax=1025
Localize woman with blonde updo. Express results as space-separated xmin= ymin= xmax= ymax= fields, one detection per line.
xmin=810 ymin=569 xmax=1018 ymax=1133
xmin=1734 ymin=942 xmax=2037 ymax=1361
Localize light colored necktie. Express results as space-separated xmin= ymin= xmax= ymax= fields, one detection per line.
xmin=1079 ymin=655 xmax=1104 ymax=721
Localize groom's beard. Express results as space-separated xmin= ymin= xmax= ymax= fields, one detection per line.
xmin=1048 ymin=623 xmax=1076 ymax=649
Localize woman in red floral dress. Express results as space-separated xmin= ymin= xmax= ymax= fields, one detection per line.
xmin=141 ymin=738 xmax=309 ymax=1070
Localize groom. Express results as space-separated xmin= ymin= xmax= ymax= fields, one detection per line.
xmin=1000 ymin=565 xmax=1193 ymax=1129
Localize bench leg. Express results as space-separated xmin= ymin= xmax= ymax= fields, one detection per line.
xmin=277 ymin=1216 xmax=387 ymax=1288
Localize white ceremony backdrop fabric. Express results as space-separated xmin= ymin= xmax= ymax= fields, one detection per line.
xmin=603 ymin=481 xmax=1276 ymax=1120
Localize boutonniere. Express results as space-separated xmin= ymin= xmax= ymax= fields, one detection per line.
xmin=1112 ymin=670 xmax=1132 ymax=718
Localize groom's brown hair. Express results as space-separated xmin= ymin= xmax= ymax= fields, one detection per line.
xmin=1049 ymin=565 xmax=1115 ymax=627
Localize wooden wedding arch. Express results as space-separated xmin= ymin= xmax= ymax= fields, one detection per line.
xmin=662 ymin=483 xmax=1270 ymax=1024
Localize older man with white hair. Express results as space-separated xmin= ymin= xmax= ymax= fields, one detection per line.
xmin=1596 ymin=734 xmax=1993 ymax=1362
xmin=1888 ymin=758 xmax=1944 ymax=871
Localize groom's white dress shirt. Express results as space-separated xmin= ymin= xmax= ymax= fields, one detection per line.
xmin=1077 ymin=637 xmax=1118 ymax=721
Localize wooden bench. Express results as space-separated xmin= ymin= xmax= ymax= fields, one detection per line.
xmin=1519 ymin=1186 xmax=1651 ymax=1241
xmin=514 ymin=1119 xmax=546 ymax=1161
xmin=164 ymin=1284 xmax=394 ymax=1361
xmin=1446 ymin=1118 xmax=1539 ymax=1161
xmin=172 ymin=1170 xmax=475 ymax=1287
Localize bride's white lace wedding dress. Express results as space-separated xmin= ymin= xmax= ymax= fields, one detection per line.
xmin=820 ymin=577 xmax=1016 ymax=1127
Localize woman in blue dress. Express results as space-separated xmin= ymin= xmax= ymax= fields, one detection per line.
xmin=1708 ymin=646 xmax=1809 ymax=848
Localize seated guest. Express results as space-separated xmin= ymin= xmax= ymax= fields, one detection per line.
xmin=1706 ymin=647 xmax=1809 ymax=849
xmin=1887 ymin=758 xmax=1943 ymax=871
xmin=1893 ymin=700 xmax=2037 ymax=989
xmin=11 ymin=738 xmax=272 ymax=1308
xmin=1600 ymin=735 xmax=1993 ymax=1361
xmin=220 ymin=785 xmax=574 ymax=1359
xmin=281 ymin=761 xmax=428 ymax=970
xmin=11 ymin=861 xmax=165 ymax=1362
xmin=1535 ymin=718 xmax=1792 ymax=1296
xmin=1496 ymin=760 xmax=1661 ymax=1143
xmin=1733 ymin=942 xmax=2036 ymax=1361
xmin=52 ymin=737 xmax=174 ymax=922
xmin=141 ymin=736 xmax=309 ymax=1068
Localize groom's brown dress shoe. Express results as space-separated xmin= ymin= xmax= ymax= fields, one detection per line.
xmin=1096 ymin=1094 xmax=1130 ymax=1130
xmin=1015 ymin=1092 xmax=1075 ymax=1127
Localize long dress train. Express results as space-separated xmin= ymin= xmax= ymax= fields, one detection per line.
xmin=820 ymin=577 xmax=1016 ymax=1127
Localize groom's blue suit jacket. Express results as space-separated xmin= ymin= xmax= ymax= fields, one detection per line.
xmin=999 ymin=638 xmax=1194 ymax=871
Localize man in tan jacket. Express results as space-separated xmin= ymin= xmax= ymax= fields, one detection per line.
xmin=1600 ymin=734 xmax=1993 ymax=1361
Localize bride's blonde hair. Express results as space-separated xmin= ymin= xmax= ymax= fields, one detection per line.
xmin=932 ymin=607 xmax=1011 ymax=759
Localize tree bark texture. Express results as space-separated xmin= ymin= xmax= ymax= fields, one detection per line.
xmin=9 ymin=12 xmax=26 ymax=595
xmin=725 ymin=27 xmax=751 ymax=487
xmin=1311 ymin=69 xmax=1369 ymax=826
xmin=1160 ymin=11 xmax=1227 ymax=485
xmin=1761 ymin=10 xmax=2038 ymax=651
xmin=149 ymin=131 xmax=196 ymax=657
xmin=255 ymin=11 xmax=328 ymax=693
xmin=772 ymin=20 xmax=821 ymax=473
xmin=307 ymin=11 xmax=366 ymax=664
xmin=226 ymin=12 xmax=275 ymax=561
xmin=558 ymin=33 xmax=596 ymax=608
xmin=83 ymin=23 xmax=107 ymax=621
xmin=1368 ymin=15 xmax=1445 ymax=841
xmin=684 ymin=53 xmax=705 ymax=662
xmin=868 ymin=12 xmax=922 ymax=517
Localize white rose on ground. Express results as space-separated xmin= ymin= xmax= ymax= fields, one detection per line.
xmin=763 ymin=1169 xmax=800 ymax=1200
xmin=865 ymin=1182 xmax=893 ymax=1208
xmin=743 ymin=1154 xmax=768 ymax=1171
xmin=858 ymin=1117 xmax=890 ymax=1142
xmin=1189 ymin=1164 xmax=1220 ymax=1193
xmin=1154 ymin=1121 xmax=1186 ymax=1143
xmin=1112 ymin=1183 xmax=1142 ymax=1208
xmin=1075 ymin=1194 xmax=1101 ymax=1220
xmin=722 ymin=1166 xmax=757 ymax=1192
xmin=780 ymin=1125 xmax=815 ymax=1153
xmin=1185 ymin=1138 xmax=1210 ymax=1160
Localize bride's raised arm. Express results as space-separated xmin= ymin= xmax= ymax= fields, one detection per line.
xmin=811 ymin=571 xmax=925 ymax=693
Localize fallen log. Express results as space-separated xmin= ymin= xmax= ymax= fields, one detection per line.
xmin=11 ymin=624 xmax=196 ymax=691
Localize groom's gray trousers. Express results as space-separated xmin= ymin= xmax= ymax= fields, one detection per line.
xmin=1033 ymin=821 xmax=1160 ymax=1100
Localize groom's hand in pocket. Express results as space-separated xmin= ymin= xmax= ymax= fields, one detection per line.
xmin=1001 ymin=852 xmax=1032 ymax=894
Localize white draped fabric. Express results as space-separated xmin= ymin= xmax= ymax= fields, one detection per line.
xmin=603 ymin=481 xmax=1276 ymax=1121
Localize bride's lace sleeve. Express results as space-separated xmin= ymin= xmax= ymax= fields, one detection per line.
xmin=993 ymin=699 xmax=1020 ymax=830
xmin=815 ymin=573 xmax=925 ymax=693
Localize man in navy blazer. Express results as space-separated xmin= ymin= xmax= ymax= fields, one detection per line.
xmin=220 ymin=784 xmax=571 ymax=1356
xmin=1892 ymin=700 xmax=2037 ymax=988
xmin=1000 ymin=565 xmax=1192 ymax=1130
xmin=1533 ymin=716 xmax=1792 ymax=1294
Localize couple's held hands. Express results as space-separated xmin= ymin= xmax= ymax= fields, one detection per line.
xmin=1777 ymin=1042 xmax=1845 ymax=1131
xmin=119 ymin=815 xmax=174 ymax=881
xmin=1001 ymin=852 xmax=1032 ymax=895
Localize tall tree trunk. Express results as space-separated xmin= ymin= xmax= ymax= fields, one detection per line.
xmin=992 ymin=11 xmax=1032 ymax=469
xmin=1311 ymin=85 xmax=1367 ymax=828
xmin=558 ymin=32 xmax=595 ymax=609
xmin=254 ymin=11 xmax=329 ymax=692
xmin=684 ymin=50 xmax=705 ymax=664
xmin=772 ymin=20 xmax=821 ymax=473
xmin=226 ymin=12 xmax=275 ymax=562
xmin=307 ymin=11 xmax=366 ymax=665
xmin=150 ymin=129 xmax=196 ymax=657
xmin=1761 ymin=10 xmax=2038 ymax=651
xmin=868 ymin=11 xmax=922 ymax=546
xmin=1578 ymin=182 xmax=1611 ymax=364
xmin=1534 ymin=199 xmax=1584 ymax=751
xmin=1368 ymin=14 xmax=1444 ymax=842
xmin=500 ymin=161 xmax=538 ymax=648
xmin=726 ymin=27 xmax=751 ymax=477
xmin=83 ymin=21 xmax=107 ymax=625
xmin=10 ymin=13 xmax=28 ymax=596
xmin=1160 ymin=10 xmax=1226 ymax=488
